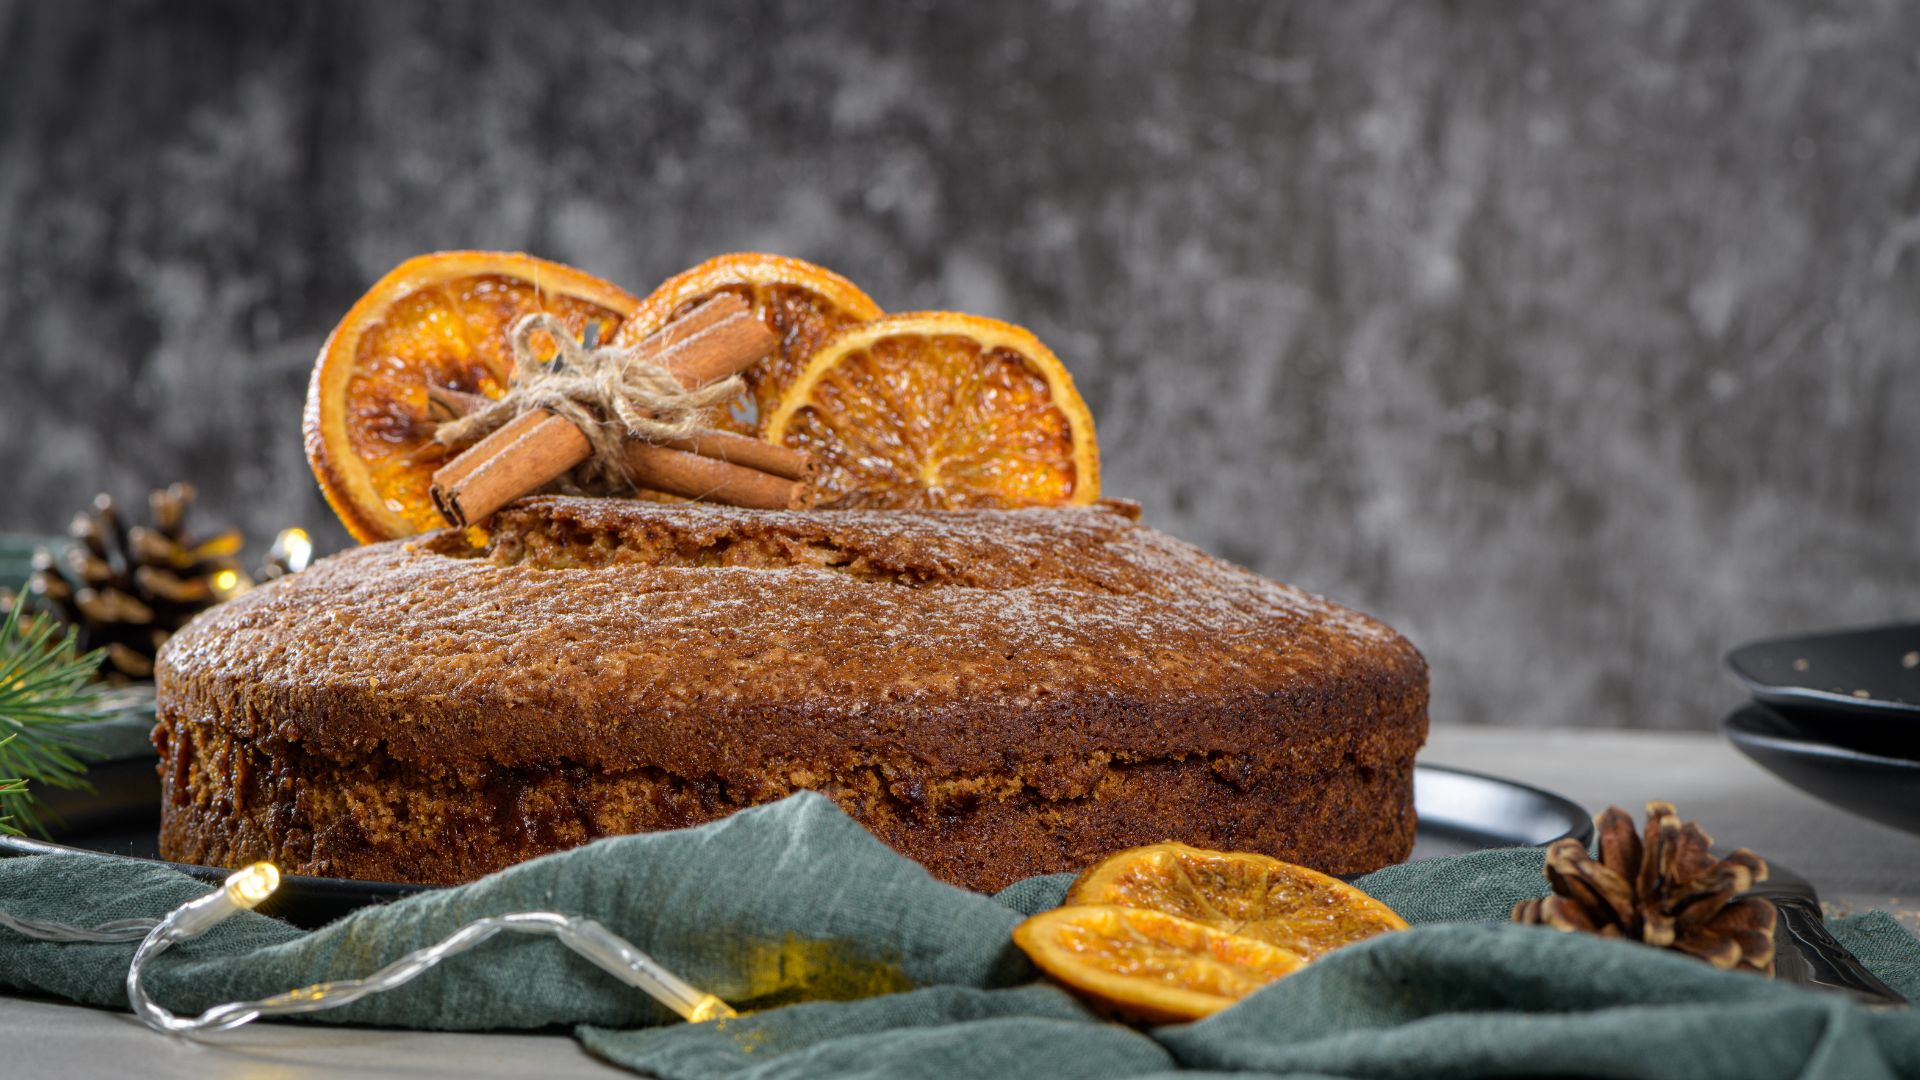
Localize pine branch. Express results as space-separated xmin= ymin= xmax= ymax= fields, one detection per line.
xmin=0 ymin=590 xmax=110 ymax=836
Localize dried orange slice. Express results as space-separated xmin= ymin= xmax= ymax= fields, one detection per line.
xmin=615 ymin=253 xmax=882 ymax=435
xmin=1012 ymin=905 xmax=1306 ymax=1024
xmin=1066 ymin=842 xmax=1410 ymax=960
xmin=762 ymin=313 xmax=1101 ymax=509
xmin=304 ymin=252 xmax=641 ymax=542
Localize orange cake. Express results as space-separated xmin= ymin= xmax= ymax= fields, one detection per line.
xmin=153 ymin=496 xmax=1428 ymax=892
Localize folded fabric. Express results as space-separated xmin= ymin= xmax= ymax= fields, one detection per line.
xmin=2 ymin=791 xmax=1917 ymax=1079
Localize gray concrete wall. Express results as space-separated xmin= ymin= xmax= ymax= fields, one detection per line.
xmin=1 ymin=1 xmax=1915 ymax=729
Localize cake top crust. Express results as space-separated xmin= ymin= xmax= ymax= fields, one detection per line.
xmin=157 ymin=497 xmax=1425 ymax=773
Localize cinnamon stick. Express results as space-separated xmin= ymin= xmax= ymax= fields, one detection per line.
xmin=655 ymin=429 xmax=815 ymax=482
xmin=649 ymin=308 xmax=777 ymax=388
xmin=630 ymin=293 xmax=747 ymax=353
xmin=426 ymin=382 xmax=813 ymax=483
xmin=423 ymin=297 xmax=790 ymax=527
xmin=430 ymin=410 xmax=590 ymax=527
xmin=624 ymin=442 xmax=816 ymax=510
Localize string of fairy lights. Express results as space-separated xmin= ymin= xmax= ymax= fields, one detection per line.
xmin=2 ymin=862 xmax=735 ymax=1035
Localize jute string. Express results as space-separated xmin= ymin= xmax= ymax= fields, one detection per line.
xmin=434 ymin=313 xmax=741 ymax=487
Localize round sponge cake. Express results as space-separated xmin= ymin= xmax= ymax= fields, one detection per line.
xmin=154 ymin=496 xmax=1428 ymax=892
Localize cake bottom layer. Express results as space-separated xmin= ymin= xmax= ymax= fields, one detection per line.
xmin=154 ymin=719 xmax=1422 ymax=893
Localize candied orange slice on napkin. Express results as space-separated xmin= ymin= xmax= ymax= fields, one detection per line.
xmin=1067 ymin=842 xmax=1410 ymax=959
xmin=1014 ymin=843 xmax=1407 ymax=1022
xmin=1013 ymin=905 xmax=1307 ymax=1024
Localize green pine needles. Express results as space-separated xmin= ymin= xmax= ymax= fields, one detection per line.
xmin=0 ymin=592 xmax=109 ymax=835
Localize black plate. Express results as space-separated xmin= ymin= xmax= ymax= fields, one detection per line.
xmin=1726 ymin=622 xmax=1920 ymax=721
xmin=1408 ymin=764 xmax=1593 ymax=856
xmin=2 ymin=761 xmax=1593 ymax=929
xmin=1724 ymin=703 xmax=1920 ymax=837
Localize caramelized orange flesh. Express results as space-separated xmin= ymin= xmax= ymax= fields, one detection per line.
xmin=1013 ymin=905 xmax=1306 ymax=1024
xmin=765 ymin=313 xmax=1100 ymax=510
xmin=1066 ymin=842 xmax=1410 ymax=960
xmin=306 ymin=253 xmax=639 ymax=542
xmin=347 ymin=279 xmax=624 ymax=534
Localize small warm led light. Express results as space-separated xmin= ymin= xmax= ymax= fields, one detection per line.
xmin=223 ymin=863 xmax=280 ymax=909
xmin=211 ymin=569 xmax=241 ymax=595
xmin=274 ymin=528 xmax=314 ymax=573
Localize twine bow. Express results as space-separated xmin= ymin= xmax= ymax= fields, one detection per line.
xmin=433 ymin=313 xmax=742 ymax=487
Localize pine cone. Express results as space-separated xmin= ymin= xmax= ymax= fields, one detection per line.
xmin=1512 ymin=801 xmax=1777 ymax=976
xmin=28 ymin=484 xmax=245 ymax=682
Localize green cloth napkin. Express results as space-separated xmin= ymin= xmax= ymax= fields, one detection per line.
xmin=3 ymin=792 xmax=1918 ymax=1079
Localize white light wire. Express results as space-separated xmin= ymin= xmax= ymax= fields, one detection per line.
xmin=3 ymin=863 xmax=736 ymax=1035
xmin=0 ymin=911 xmax=157 ymax=942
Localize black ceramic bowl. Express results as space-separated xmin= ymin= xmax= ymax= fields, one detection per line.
xmin=1723 ymin=703 xmax=1920 ymax=837
xmin=1726 ymin=622 xmax=1920 ymax=719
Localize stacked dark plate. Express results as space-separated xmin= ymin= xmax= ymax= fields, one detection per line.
xmin=1724 ymin=623 xmax=1920 ymax=837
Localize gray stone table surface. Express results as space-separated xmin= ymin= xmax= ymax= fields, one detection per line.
xmin=4 ymin=728 xmax=1918 ymax=1076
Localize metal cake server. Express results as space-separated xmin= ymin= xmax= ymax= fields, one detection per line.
xmin=1752 ymin=859 xmax=1907 ymax=1006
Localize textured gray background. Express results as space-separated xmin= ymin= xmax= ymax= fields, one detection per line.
xmin=0 ymin=1 xmax=1915 ymax=730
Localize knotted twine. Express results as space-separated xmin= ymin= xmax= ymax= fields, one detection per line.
xmin=432 ymin=312 xmax=742 ymax=490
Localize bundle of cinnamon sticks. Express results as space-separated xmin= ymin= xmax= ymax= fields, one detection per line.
xmin=427 ymin=294 xmax=816 ymax=527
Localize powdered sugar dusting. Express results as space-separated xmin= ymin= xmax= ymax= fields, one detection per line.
xmin=161 ymin=497 xmax=1421 ymax=733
